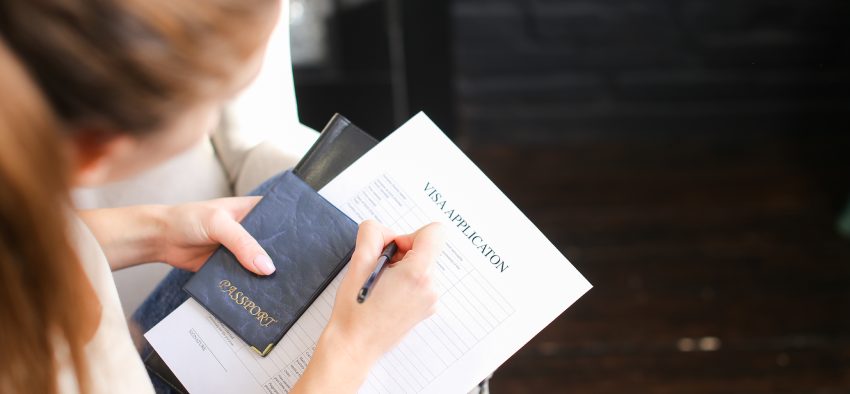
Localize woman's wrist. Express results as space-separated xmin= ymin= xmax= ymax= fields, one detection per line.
xmin=292 ymin=323 xmax=376 ymax=393
xmin=79 ymin=205 xmax=168 ymax=270
xmin=320 ymin=322 xmax=382 ymax=367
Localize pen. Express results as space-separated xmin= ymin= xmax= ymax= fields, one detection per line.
xmin=357 ymin=241 xmax=398 ymax=303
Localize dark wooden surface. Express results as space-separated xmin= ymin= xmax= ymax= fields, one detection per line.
xmin=462 ymin=131 xmax=850 ymax=393
xmin=454 ymin=0 xmax=850 ymax=140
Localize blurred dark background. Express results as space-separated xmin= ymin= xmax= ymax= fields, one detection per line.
xmin=290 ymin=0 xmax=850 ymax=392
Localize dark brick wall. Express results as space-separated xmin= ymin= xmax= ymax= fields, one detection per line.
xmin=453 ymin=0 xmax=850 ymax=141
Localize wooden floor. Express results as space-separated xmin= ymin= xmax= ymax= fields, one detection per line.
xmin=463 ymin=131 xmax=850 ymax=393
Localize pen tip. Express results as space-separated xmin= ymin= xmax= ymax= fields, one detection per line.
xmin=357 ymin=288 xmax=368 ymax=303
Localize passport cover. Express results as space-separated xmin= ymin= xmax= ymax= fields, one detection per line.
xmin=183 ymin=170 xmax=358 ymax=356
xmin=293 ymin=113 xmax=377 ymax=190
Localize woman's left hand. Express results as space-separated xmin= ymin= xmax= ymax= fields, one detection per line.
xmin=160 ymin=197 xmax=274 ymax=275
xmin=80 ymin=197 xmax=274 ymax=275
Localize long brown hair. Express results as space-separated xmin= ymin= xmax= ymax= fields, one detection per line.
xmin=0 ymin=39 xmax=98 ymax=394
xmin=0 ymin=0 xmax=279 ymax=392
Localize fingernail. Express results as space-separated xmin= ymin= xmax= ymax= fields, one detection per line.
xmin=254 ymin=255 xmax=275 ymax=275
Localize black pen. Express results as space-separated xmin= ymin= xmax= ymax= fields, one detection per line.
xmin=357 ymin=241 xmax=398 ymax=303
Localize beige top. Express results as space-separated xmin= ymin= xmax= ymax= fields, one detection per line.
xmin=57 ymin=217 xmax=155 ymax=393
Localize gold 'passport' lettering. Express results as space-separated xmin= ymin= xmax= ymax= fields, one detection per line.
xmin=218 ymin=280 xmax=279 ymax=327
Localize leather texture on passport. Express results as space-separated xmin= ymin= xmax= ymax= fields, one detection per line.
xmin=293 ymin=113 xmax=377 ymax=190
xmin=183 ymin=170 xmax=358 ymax=356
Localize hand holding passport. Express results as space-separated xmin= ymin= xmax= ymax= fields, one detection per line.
xmin=183 ymin=170 xmax=360 ymax=355
xmin=145 ymin=114 xmax=384 ymax=391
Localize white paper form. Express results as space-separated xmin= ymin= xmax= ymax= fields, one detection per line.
xmin=146 ymin=112 xmax=591 ymax=393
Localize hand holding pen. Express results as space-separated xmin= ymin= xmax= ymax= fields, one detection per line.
xmin=319 ymin=220 xmax=444 ymax=366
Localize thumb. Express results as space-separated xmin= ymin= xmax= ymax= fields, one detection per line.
xmin=208 ymin=211 xmax=275 ymax=275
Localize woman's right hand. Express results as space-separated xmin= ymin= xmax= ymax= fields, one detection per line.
xmin=292 ymin=220 xmax=444 ymax=393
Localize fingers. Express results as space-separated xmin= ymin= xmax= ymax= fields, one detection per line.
xmin=393 ymin=222 xmax=445 ymax=272
xmin=208 ymin=210 xmax=275 ymax=275
xmin=348 ymin=220 xmax=396 ymax=281
xmin=346 ymin=221 xmax=444 ymax=290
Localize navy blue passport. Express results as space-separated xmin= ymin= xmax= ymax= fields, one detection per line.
xmin=183 ymin=170 xmax=358 ymax=356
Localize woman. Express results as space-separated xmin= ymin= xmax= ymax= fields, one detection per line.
xmin=0 ymin=0 xmax=441 ymax=392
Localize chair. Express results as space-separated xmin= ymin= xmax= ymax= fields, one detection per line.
xmin=72 ymin=1 xmax=319 ymax=316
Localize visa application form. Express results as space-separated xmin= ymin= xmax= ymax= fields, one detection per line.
xmin=145 ymin=112 xmax=592 ymax=393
